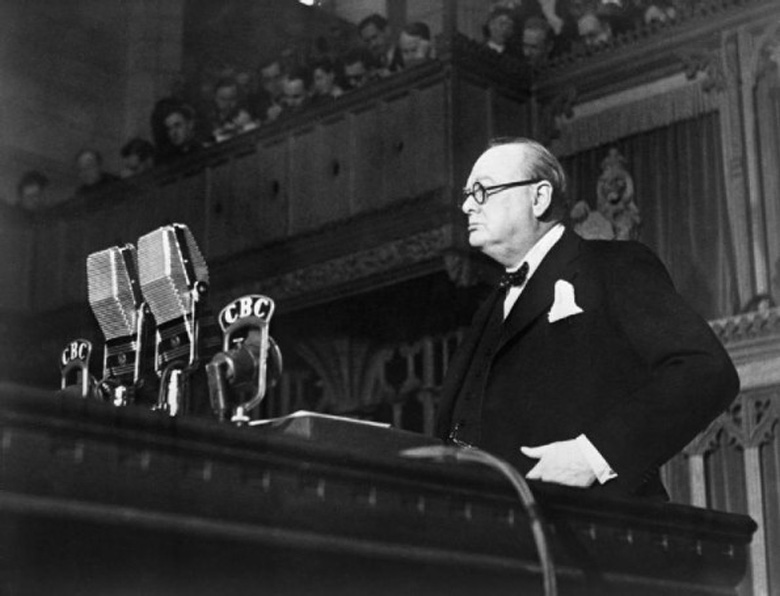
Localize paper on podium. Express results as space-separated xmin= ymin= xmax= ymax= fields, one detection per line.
xmin=249 ymin=410 xmax=440 ymax=456
xmin=249 ymin=410 xmax=391 ymax=429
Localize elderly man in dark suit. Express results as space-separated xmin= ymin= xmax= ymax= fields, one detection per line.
xmin=435 ymin=138 xmax=739 ymax=499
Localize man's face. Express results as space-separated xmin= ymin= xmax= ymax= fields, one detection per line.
xmin=522 ymin=28 xmax=548 ymax=63
xmin=360 ymin=23 xmax=387 ymax=58
xmin=398 ymin=32 xmax=424 ymax=66
xmin=121 ymin=154 xmax=142 ymax=178
xmin=282 ymin=78 xmax=306 ymax=108
xmin=578 ymin=14 xmax=611 ymax=47
xmin=121 ymin=153 xmax=153 ymax=178
xmin=77 ymin=152 xmax=101 ymax=186
xmin=261 ymin=62 xmax=283 ymax=99
xmin=165 ymin=112 xmax=194 ymax=147
xmin=312 ymin=68 xmax=334 ymax=96
xmin=487 ymin=14 xmax=514 ymax=45
xmin=344 ymin=62 xmax=368 ymax=89
xmin=462 ymin=145 xmax=539 ymax=265
xmin=20 ymin=183 xmax=43 ymax=209
xmin=215 ymin=84 xmax=238 ymax=116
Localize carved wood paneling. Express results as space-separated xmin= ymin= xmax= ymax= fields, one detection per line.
xmin=220 ymin=226 xmax=453 ymax=308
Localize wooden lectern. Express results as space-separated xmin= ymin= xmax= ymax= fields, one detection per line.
xmin=0 ymin=383 xmax=756 ymax=595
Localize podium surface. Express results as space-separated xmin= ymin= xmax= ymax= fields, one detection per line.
xmin=0 ymin=383 xmax=756 ymax=595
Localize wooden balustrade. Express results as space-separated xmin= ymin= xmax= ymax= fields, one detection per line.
xmin=4 ymin=48 xmax=531 ymax=321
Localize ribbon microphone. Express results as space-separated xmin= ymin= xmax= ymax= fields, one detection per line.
xmin=137 ymin=223 xmax=209 ymax=415
xmin=86 ymin=243 xmax=150 ymax=405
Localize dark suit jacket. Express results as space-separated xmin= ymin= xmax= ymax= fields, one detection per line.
xmin=435 ymin=229 xmax=739 ymax=498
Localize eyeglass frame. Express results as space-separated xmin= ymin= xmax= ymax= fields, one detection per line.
xmin=462 ymin=178 xmax=544 ymax=206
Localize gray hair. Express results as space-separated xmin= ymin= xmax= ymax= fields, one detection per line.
xmin=488 ymin=137 xmax=568 ymax=221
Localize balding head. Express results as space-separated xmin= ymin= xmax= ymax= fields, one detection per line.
xmin=461 ymin=139 xmax=568 ymax=267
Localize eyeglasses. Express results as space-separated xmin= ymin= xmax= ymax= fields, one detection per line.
xmin=462 ymin=179 xmax=542 ymax=206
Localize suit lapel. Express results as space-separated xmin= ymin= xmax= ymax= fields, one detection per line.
xmin=498 ymin=229 xmax=583 ymax=352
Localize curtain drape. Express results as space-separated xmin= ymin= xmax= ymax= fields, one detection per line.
xmin=561 ymin=112 xmax=739 ymax=320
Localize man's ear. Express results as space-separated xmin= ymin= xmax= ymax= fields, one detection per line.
xmin=531 ymin=181 xmax=553 ymax=218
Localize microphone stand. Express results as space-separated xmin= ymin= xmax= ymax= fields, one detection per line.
xmin=205 ymin=295 xmax=283 ymax=425
xmin=154 ymin=281 xmax=208 ymax=416
xmin=401 ymin=445 xmax=558 ymax=596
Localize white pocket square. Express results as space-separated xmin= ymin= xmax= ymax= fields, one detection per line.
xmin=548 ymin=280 xmax=584 ymax=323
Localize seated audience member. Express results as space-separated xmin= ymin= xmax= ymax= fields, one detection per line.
xmin=209 ymin=77 xmax=257 ymax=142
xmin=74 ymin=149 xmax=119 ymax=197
xmin=267 ymin=68 xmax=310 ymax=121
xmin=341 ymin=47 xmax=375 ymax=91
xmin=521 ymin=16 xmax=554 ymax=69
xmin=643 ymin=0 xmax=677 ymax=25
xmin=248 ymin=59 xmax=285 ymax=123
xmin=358 ymin=13 xmax=403 ymax=75
xmin=577 ymin=10 xmax=613 ymax=49
xmin=120 ymin=137 xmax=155 ymax=178
xmin=398 ymin=22 xmax=434 ymax=68
xmin=234 ymin=68 xmax=255 ymax=102
xmin=310 ymin=58 xmax=344 ymax=104
xmin=282 ymin=68 xmax=310 ymax=111
xmin=157 ymin=102 xmax=203 ymax=165
xmin=14 ymin=170 xmax=50 ymax=210
xmin=483 ymin=7 xmax=518 ymax=56
xmin=278 ymin=45 xmax=302 ymax=78
xmin=310 ymin=21 xmax=354 ymax=66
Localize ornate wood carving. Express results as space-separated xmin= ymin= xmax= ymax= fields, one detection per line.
xmin=709 ymin=306 xmax=780 ymax=344
xmin=221 ymin=226 xmax=451 ymax=305
xmin=754 ymin=27 xmax=780 ymax=84
xmin=743 ymin=389 xmax=780 ymax=449
xmin=292 ymin=337 xmax=386 ymax=414
xmin=680 ymin=48 xmax=727 ymax=93
xmin=571 ymin=148 xmax=641 ymax=241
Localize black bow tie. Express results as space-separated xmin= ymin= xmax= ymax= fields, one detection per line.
xmin=498 ymin=262 xmax=529 ymax=290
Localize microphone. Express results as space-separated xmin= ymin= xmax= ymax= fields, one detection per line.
xmin=59 ymin=338 xmax=99 ymax=399
xmin=137 ymin=223 xmax=209 ymax=415
xmin=206 ymin=294 xmax=283 ymax=424
xmin=86 ymin=244 xmax=151 ymax=406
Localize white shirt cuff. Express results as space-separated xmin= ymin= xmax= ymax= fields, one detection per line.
xmin=575 ymin=434 xmax=618 ymax=484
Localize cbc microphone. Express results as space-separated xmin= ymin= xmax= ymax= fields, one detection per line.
xmin=59 ymin=338 xmax=98 ymax=399
xmin=137 ymin=223 xmax=209 ymax=415
xmin=206 ymin=295 xmax=282 ymax=424
xmin=86 ymin=244 xmax=149 ymax=406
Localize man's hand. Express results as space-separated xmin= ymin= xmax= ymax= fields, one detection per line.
xmin=521 ymin=440 xmax=597 ymax=487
